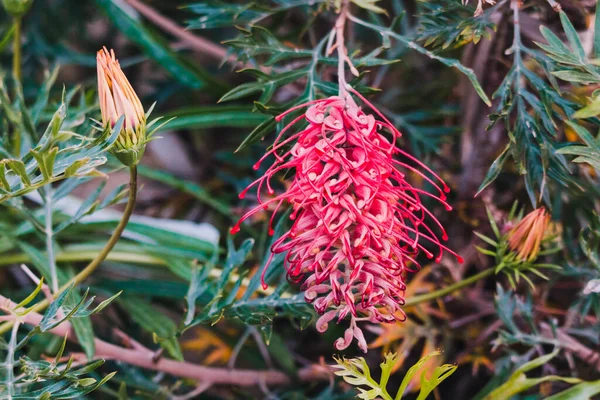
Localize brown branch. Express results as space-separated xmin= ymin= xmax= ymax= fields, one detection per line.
xmin=126 ymin=0 xmax=234 ymax=64
xmin=0 ymin=294 xmax=331 ymax=387
xmin=540 ymin=323 xmax=600 ymax=372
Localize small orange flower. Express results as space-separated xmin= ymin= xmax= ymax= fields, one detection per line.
xmin=508 ymin=208 xmax=551 ymax=262
xmin=97 ymin=47 xmax=146 ymax=166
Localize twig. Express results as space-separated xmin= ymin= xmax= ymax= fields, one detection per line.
xmin=540 ymin=323 xmax=600 ymax=372
xmin=0 ymin=293 xmax=331 ymax=386
xmin=125 ymin=0 xmax=234 ymax=65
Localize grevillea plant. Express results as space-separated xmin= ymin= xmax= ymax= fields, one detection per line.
xmin=3 ymin=0 xmax=600 ymax=398
xmin=230 ymin=1 xmax=462 ymax=351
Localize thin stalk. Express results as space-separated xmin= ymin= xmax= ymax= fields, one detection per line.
xmin=335 ymin=0 xmax=350 ymax=98
xmin=44 ymin=186 xmax=58 ymax=294
xmin=12 ymin=18 xmax=21 ymax=83
xmin=12 ymin=17 xmax=22 ymax=157
xmin=511 ymin=0 xmax=523 ymax=93
xmin=0 ymin=166 xmax=138 ymax=335
xmin=5 ymin=322 xmax=20 ymax=400
xmin=404 ymin=268 xmax=495 ymax=307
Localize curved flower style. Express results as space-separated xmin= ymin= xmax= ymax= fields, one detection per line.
xmin=508 ymin=207 xmax=551 ymax=262
xmin=97 ymin=47 xmax=146 ymax=166
xmin=231 ymin=91 xmax=461 ymax=351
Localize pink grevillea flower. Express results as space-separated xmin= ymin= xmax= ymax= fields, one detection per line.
xmin=231 ymin=90 xmax=462 ymax=352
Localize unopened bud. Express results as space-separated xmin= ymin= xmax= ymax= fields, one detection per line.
xmin=97 ymin=47 xmax=146 ymax=166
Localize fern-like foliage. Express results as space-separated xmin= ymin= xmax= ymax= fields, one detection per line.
xmin=417 ymin=0 xmax=498 ymax=49
xmin=183 ymin=217 xmax=314 ymax=343
xmin=0 ymin=73 xmax=122 ymax=204
xmin=333 ymin=351 xmax=457 ymax=400
xmin=0 ymin=280 xmax=120 ymax=398
xmin=477 ymin=6 xmax=598 ymax=207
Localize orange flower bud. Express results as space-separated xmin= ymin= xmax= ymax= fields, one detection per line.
xmin=97 ymin=47 xmax=146 ymax=166
xmin=508 ymin=207 xmax=551 ymax=262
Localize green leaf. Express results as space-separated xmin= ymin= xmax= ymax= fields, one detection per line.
xmin=564 ymin=121 xmax=599 ymax=149
xmin=397 ymin=351 xmax=441 ymax=400
xmin=574 ymin=95 xmax=600 ymax=118
xmin=546 ymin=380 xmax=600 ymax=400
xmin=70 ymin=311 xmax=96 ymax=361
xmin=118 ymin=297 xmax=183 ymax=361
xmin=160 ymin=106 xmax=268 ymax=131
xmin=483 ymin=350 xmax=583 ymax=400
xmin=351 ymin=0 xmax=386 ymax=14
xmin=552 ymin=70 xmax=597 ymax=83
xmin=6 ymin=159 xmax=31 ymax=186
xmin=416 ymin=363 xmax=458 ymax=400
xmin=559 ymin=11 xmax=586 ymax=62
xmin=476 ymin=144 xmax=510 ymax=196
xmin=15 ymin=278 xmax=45 ymax=309
xmin=30 ymin=147 xmax=59 ymax=182
xmin=137 ymin=165 xmax=231 ymax=217
xmin=235 ymin=117 xmax=277 ymax=152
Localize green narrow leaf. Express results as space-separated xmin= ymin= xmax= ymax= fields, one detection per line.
xmin=118 ymin=297 xmax=183 ymax=361
xmin=0 ymin=162 xmax=10 ymax=190
xmin=559 ymin=12 xmax=586 ymax=62
xmin=7 ymin=159 xmax=31 ymax=187
xmin=39 ymin=284 xmax=74 ymax=331
xmin=67 ymin=290 xmax=96 ymax=360
xmin=160 ymin=106 xmax=268 ymax=131
xmin=396 ymin=351 xmax=442 ymax=400
xmin=30 ymin=147 xmax=59 ymax=182
xmin=15 ymin=278 xmax=45 ymax=309
xmin=476 ymin=144 xmax=510 ymax=196
xmin=137 ymin=165 xmax=231 ymax=217
xmin=546 ymin=380 xmax=600 ymax=400
xmin=0 ymin=24 xmax=15 ymax=52
xmin=235 ymin=117 xmax=277 ymax=152
xmin=416 ymin=364 xmax=458 ymax=400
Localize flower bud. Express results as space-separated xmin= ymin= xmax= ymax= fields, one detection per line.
xmin=97 ymin=47 xmax=146 ymax=166
xmin=508 ymin=207 xmax=551 ymax=262
xmin=2 ymin=0 xmax=33 ymax=17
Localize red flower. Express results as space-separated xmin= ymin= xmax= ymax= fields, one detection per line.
xmin=231 ymin=91 xmax=461 ymax=351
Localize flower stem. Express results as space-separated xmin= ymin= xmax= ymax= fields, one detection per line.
xmin=404 ymin=268 xmax=495 ymax=307
xmin=335 ymin=0 xmax=350 ymax=98
xmin=12 ymin=17 xmax=21 ymax=83
xmin=0 ymin=166 xmax=138 ymax=335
